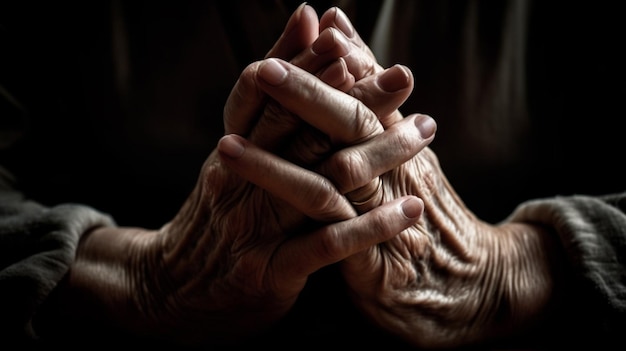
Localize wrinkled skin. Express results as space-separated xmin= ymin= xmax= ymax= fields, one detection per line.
xmin=56 ymin=4 xmax=433 ymax=347
xmin=229 ymin=143 xmax=561 ymax=349
xmin=338 ymin=147 xmax=562 ymax=348
xmin=224 ymin=6 xmax=566 ymax=350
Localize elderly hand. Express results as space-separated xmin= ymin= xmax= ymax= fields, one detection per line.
xmin=231 ymin=5 xmax=414 ymax=210
xmin=331 ymin=147 xmax=563 ymax=349
xmin=228 ymin=65 xmax=563 ymax=351
xmin=129 ymin=57 xmax=430 ymax=344
xmin=223 ymin=6 xmax=565 ymax=350
xmin=53 ymin=4 xmax=434 ymax=347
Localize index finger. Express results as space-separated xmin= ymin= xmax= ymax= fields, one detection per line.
xmin=218 ymin=134 xmax=357 ymax=222
xmin=274 ymin=196 xmax=423 ymax=279
xmin=253 ymin=58 xmax=383 ymax=146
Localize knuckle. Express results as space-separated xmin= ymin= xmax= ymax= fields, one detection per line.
xmin=314 ymin=226 xmax=344 ymax=261
xmin=363 ymin=59 xmax=377 ymax=77
xmin=348 ymin=84 xmax=366 ymax=102
xmin=349 ymin=102 xmax=380 ymax=142
xmin=327 ymin=149 xmax=369 ymax=192
xmin=305 ymin=79 xmax=328 ymax=105
xmin=389 ymin=123 xmax=418 ymax=152
xmin=304 ymin=177 xmax=346 ymax=218
xmin=239 ymin=61 xmax=264 ymax=93
xmin=353 ymin=51 xmax=377 ymax=80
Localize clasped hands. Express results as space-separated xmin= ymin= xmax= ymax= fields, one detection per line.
xmin=67 ymin=4 xmax=562 ymax=349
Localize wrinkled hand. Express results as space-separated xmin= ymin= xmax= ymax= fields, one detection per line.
xmin=333 ymin=147 xmax=563 ymax=348
xmin=230 ymin=5 xmax=412 ymax=209
xmin=229 ymin=97 xmax=563 ymax=349
xmin=58 ymin=4 xmax=431 ymax=347
xmin=141 ymin=61 xmax=428 ymax=344
xmin=223 ymin=6 xmax=565 ymax=349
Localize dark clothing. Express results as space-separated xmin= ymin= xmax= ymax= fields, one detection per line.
xmin=1 ymin=0 xmax=625 ymax=348
xmin=0 ymin=172 xmax=113 ymax=341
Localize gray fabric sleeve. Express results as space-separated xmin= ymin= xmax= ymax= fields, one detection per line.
xmin=508 ymin=192 xmax=626 ymax=345
xmin=0 ymin=168 xmax=115 ymax=340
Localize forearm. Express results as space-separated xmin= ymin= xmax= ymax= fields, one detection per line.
xmin=493 ymin=221 xmax=567 ymax=342
xmin=0 ymin=183 xmax=116 ymax=340
xmin=43 ymin=226 xmax=162 ymax=338
xmin=508 ymin=193 xmax=626 ymax=347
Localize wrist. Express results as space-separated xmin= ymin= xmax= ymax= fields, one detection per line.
xmin=45 ymin=225 xmax=162 ymax=338
xmin=496 ymin=221 xmax=568 ymax=344
xmin=409 ymin=150 xmax=564 ymax=344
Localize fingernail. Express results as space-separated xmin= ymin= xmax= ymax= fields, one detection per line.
xmin=218 ymin=135 xmax=245 ymax=158
xmin=402 ymin=197 xmax=423 ymax=219
xmin=414 ymin=114 xmax=437 ymax=139
xmin=378 ymin=65 xmax=410 ymax=92
xmin=319 ymin=58 xmax=352 ymax=89
xmin=259 ymin=58 xmax=288 ymax=86
xmin=334 ymin=7 xmax=354 ymax=38
xmin=312 ymin=27 xmax=350 ymax=56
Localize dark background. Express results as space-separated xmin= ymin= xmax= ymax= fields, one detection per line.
xmin=1 ymin=0 xmax=624 ymax=349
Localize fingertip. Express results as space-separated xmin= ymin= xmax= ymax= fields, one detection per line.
xmin=319 ymin=57 xmax=354 ymax=91
xmin=401 ymin=196 xmax=424 ymax=219
xmin=413 ymin=114 xmax=437 ymax=140
xmin=333 ymin=7 xmax=355 ymax=38
xmin=267 ymin=2 xmax=318 ymax=60
xmin=300 ymin=3 xmax=320 ymax=41
xmin=301 ymin=3 xmax=318 ymax=20
xmin=284 ymin=2 xmax=308 ymax=36
xmin=218 ymin=134 xmax=245 ymax=158
xmin=377 ymin=65 xmax=411 ymax=93
xmin=258 ymin=58 xmax=289 ymax=86
xmin=312 ymin=27 xmax=350 ymax=56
